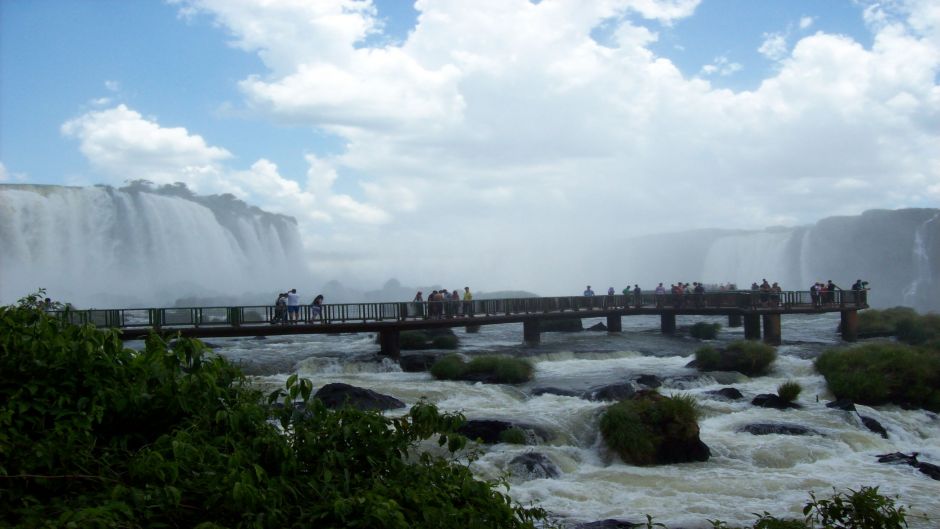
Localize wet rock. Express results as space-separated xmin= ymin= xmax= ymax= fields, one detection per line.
xmin=658 ymin=437 xmax=711 ymax=464
xmin=635 ymin=374 xmax=662 ymax=388
xmin=751 ymin=393 xmax=801 ymax=410
xmin=398 ymin=353 xmax=438 ymax=372
xmin=877 ymin=452 xmax=919 ymax=465
xmin=710 ymin=387 xmax=744 ymax=400
xmin=916 ymin=462 xmax=940 ymax=480
xmin=587 ymin=322 xmax=608 ymax=331
xmin=540 ymin=317 xmax=584 ymax=332
xmin=313 ymin=382 xmax=405 ymax=411
xmin=826 ymin=398 xmax=857 ymax=412
xmin=507 ymin=452 xmax=561 ymax=480
xmin=575 ymin=520 xmax=639 ymax=529
xmin=740 ymin=423 xmax=816 ymax=436
xmin=585 ymin=382 xmax=636 ymax=401
xmin=458 ymin=419 xmax=547 ymax=445
xmin=860 ymin=416 xmax=889 ymax=439
xmin=531 ymin=387 xmax=582 ymax=398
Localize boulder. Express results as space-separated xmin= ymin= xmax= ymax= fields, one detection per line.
xmin=751 ymin=393 xmax=801 ymax=410
xmin=916 ymin=462 xmax=940 ymax=480
xmin=540 ymin=317 xmax=584 ymax=332
xmin=587 ymin=322 xmax=608 ymax=331
xmin=860 ymin=416 xmax=889 ymax=439
xmin=457 ymin=419 xmax=547 ymax=445
xmin=313 ymin=382 xmax=405 ymax=411
xmin=399 ymin=353 xmax=438 ymax=372
xmin=585 ymin=382 xmax=636 ymax=401
xmin=740 ymin=423 xmax=816 ymax=436
xmin=877 ymin=452 xmax=919 ymax=465
xmin=658 ymin=437 xmax=710 ymax=464
xmin=710 ymin=387 xmax=744 ymax=400
xmin=507 ymin=452 xmax=561 ymax=480
xmin=531 ymin=387 xmax=582 ymax=398
xmin=635 ymin=374 xmax=662 ymax=388
xmin=574 ymin=520 xmax=638 ymax=529
xmin=826 ymin=398 xmax=857 ymax=412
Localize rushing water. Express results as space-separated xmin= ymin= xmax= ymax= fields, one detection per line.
xmin=150 ymin=314 xmax=939 ymax=528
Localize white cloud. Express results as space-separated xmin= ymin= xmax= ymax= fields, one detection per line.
xmin=61 ymin=104 xmax=232 ymax=190
xmin=799 ymin=16 xmax=814 ymax=30
xmin=104 ymin=80 xmax=120 ymax=92
xmin=700 ymin=56 xmax=743 ymax=76
xmin=758 ymin=32 xmax=788 ymax=60
xmin=91 ymin=0 xmax=940 ymax=291
xmin=0 ymin=162 xmax=28 ymax=182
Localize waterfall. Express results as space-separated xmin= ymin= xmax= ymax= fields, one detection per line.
xmin=902 ymin=212 xmax=940 ymax=310
xmin=700 ymin=230 xmax=798 ymax=287
xmin=0 ymin=185 xmax=310 ymax=307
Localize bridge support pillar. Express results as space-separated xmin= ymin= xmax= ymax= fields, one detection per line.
xmin=607 ymin=314 xmax=622 ymax=333
xmin=379 ymin=330 xmax=401 ymax=360
xmin=840 ymin=310 xmax=858 ymax=342
xmin=523 ymin=319 xmax=540 ymax=345
xmin=762 ymin=314 xmax=781 ymax=345
xmin=465 ymin=324 xmax=481 ymax=333
xmin=728 ymin=313 xmax=742 ymax=328
xmin=660 ymin=313 xmax=676 ymax=335
xmin=744 ymin=314 xmax=761 ymax=340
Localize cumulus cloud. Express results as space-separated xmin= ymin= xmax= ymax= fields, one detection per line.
xmin=102 ymin=0 xmax=940 ymax=291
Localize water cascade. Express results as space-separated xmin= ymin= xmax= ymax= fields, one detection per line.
xmin=0 ymin=184 xmax=309 ymax=307
xmin=902 ymin=212 xmax=940 ymax=309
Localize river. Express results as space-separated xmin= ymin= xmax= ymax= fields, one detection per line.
xmin=188 ymin=312 xmax=940 ymax=528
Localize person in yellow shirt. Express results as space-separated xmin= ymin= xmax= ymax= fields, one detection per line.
xmin=463 ymin=286 xmax=473 ymax=317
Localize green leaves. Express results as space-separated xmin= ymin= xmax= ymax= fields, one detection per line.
xmin=0 ymin=305 xmax=543 ymax=529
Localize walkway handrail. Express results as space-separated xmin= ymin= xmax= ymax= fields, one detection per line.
xmin=46 ymin=289 xmax=868 ymax=331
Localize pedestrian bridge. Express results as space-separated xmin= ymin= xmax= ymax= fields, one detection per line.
xmin=52 ymin=290 xmax=868 ymax=358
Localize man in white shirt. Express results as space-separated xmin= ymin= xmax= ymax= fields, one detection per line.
xmin=286 ymin=288 xmax=301 ymax=323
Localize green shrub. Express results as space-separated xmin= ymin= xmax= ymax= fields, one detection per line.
xmin=690 ymin=322 xmax=721 ymax=340
xmin=804 ymin=486 xmax=910 ymax=529
xmin=815 ymin=342 xmax=940 ymax=411
xmin=432 ymin=334 xmax=460 ymax=349
xmin=498 ymin=427 xmax=527 ymax=445
xmin=858 ymin=307 xmax=917 ymax=335
xmin=430 ymin=355 xmax=534 ymax=384
xmin=694 ymin=341 xmax=777 ymax=376
xmin=0 ymin=301 xmax=545 ymax=529
xmin=776 ymin=381 xmax=802 ymax=403
xmin=401 ymin=330 xmax=432 ymax=349
xmin=599 ymin=393 xmax=701 ymax=466
xmin=857 ymin=307 xmax=940 ymax=346
xmin=399 ymin=329 xmax=460 ymax=350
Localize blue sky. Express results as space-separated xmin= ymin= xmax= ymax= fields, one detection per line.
xmin=2 ymin=0 xmax=939 ymax=290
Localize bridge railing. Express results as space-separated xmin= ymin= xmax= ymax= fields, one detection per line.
xmin=46 ymin=289 xmax=867 ymax=331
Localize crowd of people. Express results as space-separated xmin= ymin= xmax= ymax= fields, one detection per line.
xmin=271 ymin=289 xmax=324 ymax=324
xmin=413 ymin=287 xmax=473 ymax=319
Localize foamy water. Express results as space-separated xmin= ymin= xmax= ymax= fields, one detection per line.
xmin=204 ymin=313 xmax=939 ymax=528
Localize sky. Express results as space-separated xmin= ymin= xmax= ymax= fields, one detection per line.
xmin=2 ymin=0 xmax=939 ymax=293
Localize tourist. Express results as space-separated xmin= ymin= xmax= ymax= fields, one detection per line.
xmin=607 ymin=287 xmax=615 ymax=296
xmin=308 ymin=294 xmax=324 ymax=323
xmin=463 ymin=286 xmax=473 ymax=317
xmin=826 ymin=280 xmax=840 ymax=305
xmin=450 ymin=289 xmax=460 ymax=317
xmin=694 ymin=282 xmax=705 ymax=308
xmin=584 ymin=285 xmax=595 ymax=296
xmin=272 ymin=292 xmax=288 ymax=324
xmin=771 ymin=282 xmax=782 ymax=306
xmin=655 ymin=283 xmax=666 ymax=307
xmin=633 ymin=284 xmax=642 ymax=307
xmin=413 ymin=291 xmax=423 ymax=302
xmin=286 ymin=288 xmax=301 ymax=323
xmin=760 ymin=279 xmax=771 ymax=307
xmin=810 ymin=282 xmax=821 ymax=308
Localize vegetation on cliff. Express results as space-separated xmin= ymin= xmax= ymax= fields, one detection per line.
xmin=858 ymin=307 xmax=940 ymax=345
xmin=694 ymin=341 xmax=777 ymax=376
xmin=430 ymin=354 xmax=534 ymax=384
xmin=599 ymin=392 xmax=708 ymax=466
xmin=689 ymin=321 xmax=721 ymax=340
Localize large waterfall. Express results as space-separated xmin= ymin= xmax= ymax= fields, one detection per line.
xmin=621 ymin=208 xmax=940 ymax=312
xmin=0 ymin=184 xmax=310 ymax=307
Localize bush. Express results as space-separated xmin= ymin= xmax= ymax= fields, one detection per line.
xmin=0 ymin=301 xmax=545 ymax=529
xmin=776 ymin=381 xmax=802 ymax=403
xmin=599 ymin=393 xmax=703 ymax=466
xmin=498 ymin=427 xmax=527 ymax=445
xmin=694 ymin=341 xmax=777 ymax=376
xmin=815 ymin=342 xmax=940 ymax=411
xmin=431 ymin=355 xmax=534 ymax=384
xmin=690 ymin=322 xmax=721 ymax=340
xmin=857 ymin=307 xmax=917 ymax=336
xmin=399 ymin=329 xmax=460 ymax=350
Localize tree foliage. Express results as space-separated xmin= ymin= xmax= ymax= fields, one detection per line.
xmin=0 ymin=300 xmax=545 ymax=528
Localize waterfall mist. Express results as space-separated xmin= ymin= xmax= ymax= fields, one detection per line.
xmin=0 ymin=184 xmax=310 ymax=307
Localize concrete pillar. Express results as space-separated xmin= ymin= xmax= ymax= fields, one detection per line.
xmin=840 ymin=310 xmax=858 ymax=342
xmin=465 ymin=324 xmax=481 ymax=333
xmin=762 ymin=314 xmax=781 ymax=345
xmin=728 ymin=313 xmax=742 ymax=328
xmin=379 ymin=330 xmax=400 ymax=359
xmin=607 ymin=314 xmax=623 ymax=333
xmin=661 ymin=313 xmax=676 ymax=334
xmin=523 ymin=319 xmax=541 ymax=345
xmin=744 ymin=314 xmax=761 ymax=340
